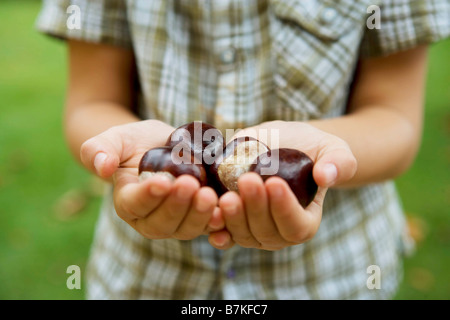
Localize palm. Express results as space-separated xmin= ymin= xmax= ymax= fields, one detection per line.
xmin=112 ymin=121 xmax=175 ymax=185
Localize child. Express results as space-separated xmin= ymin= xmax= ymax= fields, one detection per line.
xmin=37 ymin=0 xmax=449 ymax=299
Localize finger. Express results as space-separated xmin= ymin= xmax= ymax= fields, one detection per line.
xmin=238 ymin=173 xmax=283 ymax=246
xmin=220 ymin=191 xmax=261 ymax=248
xmin=266 ymin=177 xmax=320 ymax=243
xmin=114 ymin=173 xmax=173 ymax=221
xmin=313 ymin=143 xmax=357 ymax=188
xmin=80 ymin=127 xmax=123 ymax=179
xmin=306 ymin=186 xmax=328 ymax=214
xmin=135 ymin=175 xmax=199 ymax=239
xmin=174 ymin=187 xmax=218 ymax=240
xmin=204 ymin=207 xmax=225 ymax=233
xmin=208 ymin=229 xmax=235 ymax=250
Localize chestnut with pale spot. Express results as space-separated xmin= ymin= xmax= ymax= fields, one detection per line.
xmin=210 ymin=136 xmax=270 ymax=193
xmin=138 ymin=146 xmax=208 ymax=187
xmin=250 ymin=148 xmax=318 ymax=208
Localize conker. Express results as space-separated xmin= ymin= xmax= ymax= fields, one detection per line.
xmin=165 ymin=121 xmax=225 ymax=166
xmin=138 ymin=146 xmax=208 ymax=186
xmin=210 ymin=136 xmax=270 ymax=193
xmin=250 ymin=148 xmax=318 ymax=208
xmin=139 ymin=122 xmax=318 ymax=207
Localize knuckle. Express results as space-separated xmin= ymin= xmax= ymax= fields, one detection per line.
xmin=135 ymin=195 xmax=152 ymax=216
xmin=80 ymin=136 xmax=95 ymax=150
xmin=141 ymin=225 xmax=170 ymax=239
xmin=120 ymin=202 xmax=138 ymax=220
xmin=114 ymin=197 xmax=142 ymax=220
xmin=283 ymin=229 xmax=309 ymax=244
xmin=104 ymin=125 xmax=120 ymax=136
xmin=114 ymin=191 xmax=136 ymax=219
xmin=80 ymin=138 xmax=96 ymax=162
xmin=339 ymin=152 xmax=357 ymax=181
xmin=166 ymin=205 xmax=184 ymax=221
xmin=347 ymin=154 xmax=358 ymax=175
xmin=234 ymin=234 xmax=260 ymax=248
xmin=254 ymin=231 xmax=279 ymax=245
xmin=173 ymin=230 xmax=196 ymax=241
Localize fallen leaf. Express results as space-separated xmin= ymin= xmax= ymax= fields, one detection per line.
xmin=88 ymin=175 xmax=107 ymax=197
xmin=408 ymin=267 xmax=435 ymax=292
xmin=53 ymin=189 xmax=88 ymax=220
xmin=406 ymin=215 xmax=428 ymax=244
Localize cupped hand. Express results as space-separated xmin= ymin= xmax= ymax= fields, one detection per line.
xmin=231 ymin=120 xmax=358 ymax=188
xmin=79 ymin=120 xmax=224 ymax=240
xmin=208 ymin=120 xmax=357 ymax=250
xmin=209 ymin=173 xmax=328 ymax=250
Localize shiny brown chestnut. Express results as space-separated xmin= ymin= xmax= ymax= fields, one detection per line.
xmin=165 ymin=121 xmax=225 ymax=166
xmin=210 ymin=136 xmax=270 ymax=194
xmin=138 ymin=146 xmax=208 ymax=186
xmin=249 ymin=148 xmax=318 ymax=208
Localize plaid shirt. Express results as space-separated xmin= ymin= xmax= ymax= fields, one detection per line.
xmin=37 ymin=0 xmax=449 ymax=299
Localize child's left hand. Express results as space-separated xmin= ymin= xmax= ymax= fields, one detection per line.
xmin=208 ymin=120 xmax=357 ymax=250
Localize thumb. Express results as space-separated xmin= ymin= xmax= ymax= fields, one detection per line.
xmin=80 ymin=128 xmax=122 ymax=179
xmin=313 ymin=146 xmax=357 ymax=188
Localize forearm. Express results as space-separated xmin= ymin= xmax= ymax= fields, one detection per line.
xmin=306 ymin=46 xmax=426 ymax=188
xmin=64 ymin=101 xmax=140 ymax=165
xmin=308 ymin=105 xmax=421 ymax=187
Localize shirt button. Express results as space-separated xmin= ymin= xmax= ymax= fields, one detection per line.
xmin=220 ymin=48 xmax=236 ymax=64
xmin=320 ymin=7 xmax=338 ymax=24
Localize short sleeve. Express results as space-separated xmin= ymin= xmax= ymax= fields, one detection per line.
xmin=35 ymin=0 xmax=132 ymax=49
xmin=360 ymin=0 xmax=450 ymax=57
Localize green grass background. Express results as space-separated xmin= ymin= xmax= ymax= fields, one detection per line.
xmin=0 ymin=1 xmax=449 ymax=300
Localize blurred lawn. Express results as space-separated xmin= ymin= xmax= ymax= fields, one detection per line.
xmin=0 ymin=1 xmax=449 ymax=300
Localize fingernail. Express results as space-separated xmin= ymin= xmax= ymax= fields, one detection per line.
xmin=269 ymin=184 xmax=284 ymax=198
xmin=176 ymin=186 xmax=191 ymax=201
xmin=245 ymin=184 xmax=257 ymax=196
xmin=208 ymin=207 xmax=224 ymax=229
xmin=94 ymin=152 xmax=107 ymax=175
xmin=214 ymin=233 xmax=229 ymax=247
xmin=196 ymin=199 xmax=212 ymax=212
xmin=323 ymin=163 xmax=337 ymax=186
xmin=223 ymin=203 xmax=237 ymax=215
xmin=150 ymin=184 xmax=167 ymax=197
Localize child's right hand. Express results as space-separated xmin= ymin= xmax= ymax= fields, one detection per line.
xmin=79 ymin=119 xmax=223 ymax=240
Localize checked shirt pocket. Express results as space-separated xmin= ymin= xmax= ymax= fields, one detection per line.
xmin=269 ymin=0 xmax=374 ymax=120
